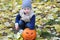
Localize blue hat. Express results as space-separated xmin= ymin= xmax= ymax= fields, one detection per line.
xmin=22 ymin=0 xmax=32 ymax=9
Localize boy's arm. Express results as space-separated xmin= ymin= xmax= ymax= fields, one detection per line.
xmin=15 ymin=14 xmax=21 ymax=23
xmin=15 ymin=14 xmax=21 ymax=30
xmin=26 ymin=15 xmax=35 ymax=29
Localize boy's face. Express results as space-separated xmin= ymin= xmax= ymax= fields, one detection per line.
xmin=23 ymin=8 xmax=31 ymax=14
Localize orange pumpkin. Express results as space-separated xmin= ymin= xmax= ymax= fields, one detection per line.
xmin=22 ymin=28 xmax=36 ymax=40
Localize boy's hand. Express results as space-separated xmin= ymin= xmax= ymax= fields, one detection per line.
xmin=15 ymin=26 xmax=19 ymax=30
xmin=15 ymin=23 xmax=19 ymax=30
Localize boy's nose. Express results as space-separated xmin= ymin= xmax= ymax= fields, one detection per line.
xmin=26 ymin=10 xmax=29 ymax=13
xmin=26 ymin=9 xmax=29 ymax=11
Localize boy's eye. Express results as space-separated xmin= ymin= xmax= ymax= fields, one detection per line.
xmin=24 ymin=9 xmax=26 ymax=10
xmin=24 ymin=8 xmax=30 ymax=10
xmin=27 ymin=8 xmax=30 ymax=10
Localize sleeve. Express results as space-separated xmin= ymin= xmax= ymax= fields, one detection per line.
xmin=26 ymin=15 xmax=35 ymax=29
xmin=15 ymin=14 xmax=21 ymax=26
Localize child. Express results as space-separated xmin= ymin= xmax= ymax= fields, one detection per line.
xmin=15 ymin=0 xmax=35 ymax=32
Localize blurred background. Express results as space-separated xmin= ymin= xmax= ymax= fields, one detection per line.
xmin=0 ymin=0 xmax=60 ymax=40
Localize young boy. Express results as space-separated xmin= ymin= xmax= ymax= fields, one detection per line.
xmin=15 ymin=0 xmax=35 ymax=32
